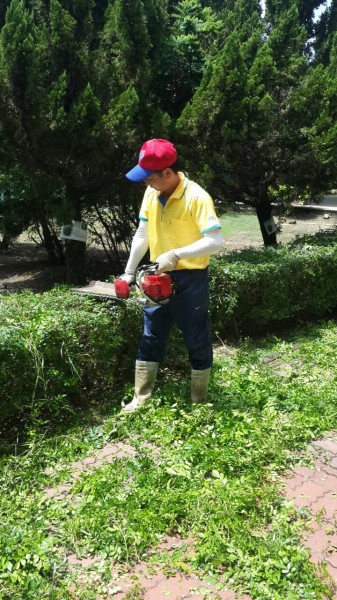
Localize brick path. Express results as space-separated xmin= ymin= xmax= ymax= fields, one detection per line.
xmin=43 ymin=434 xmax=337 ymax=599
xmin=282 ymin=434 xmax=337 ymax=599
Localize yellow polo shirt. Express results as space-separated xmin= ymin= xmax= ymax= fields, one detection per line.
xmin=139 ymin=172 xmax=220 ymax=270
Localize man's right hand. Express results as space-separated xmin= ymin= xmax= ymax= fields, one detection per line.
xmin=120 ymin=273 xmax=135 ymax=285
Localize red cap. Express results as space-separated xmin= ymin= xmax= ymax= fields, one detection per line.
xmin=126 ymin=139 xmax=177 ymax=182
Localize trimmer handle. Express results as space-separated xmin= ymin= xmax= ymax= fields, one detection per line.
xmin=136 ymin=263 xmax=159 ymax=275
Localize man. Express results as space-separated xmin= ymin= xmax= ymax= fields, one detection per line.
xmin=121 ymin=138 xmax=223 ymax=413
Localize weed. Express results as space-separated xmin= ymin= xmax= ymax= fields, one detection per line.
xmin=1 ymin=319 xmax=337 ymax=598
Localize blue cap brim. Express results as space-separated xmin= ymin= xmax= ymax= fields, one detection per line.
xmin=125 ymin=164 xmax=155 ymax=182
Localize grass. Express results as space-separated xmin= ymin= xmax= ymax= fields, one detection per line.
xmin=1 ymin=320 xmax=337 ymax=598
xmin=219 ymin=210 xmax=260 ymax=236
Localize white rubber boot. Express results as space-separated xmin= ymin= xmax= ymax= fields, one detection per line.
xmin=191 ymin=368 xmax=211 ymax=404
xmin=122 ymin=360 xmax=159 ymax=413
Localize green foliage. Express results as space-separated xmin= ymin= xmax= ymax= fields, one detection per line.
xmin=314 ymin=0 xmax=337 ymax=65
xmin=153 ymin=0 xmax=221 ymax=116
xmin=209 ymin=230 xmax=337 ymax=335
xmin=177 ymin=0 xmax=332 ymax=240
xmin=0 ymin=0 xmax=171 ymax=281
xmin=2 ymin=319 xmax=337 ymax=597
xmin=0 ymin=289 xmax=143 ymax=423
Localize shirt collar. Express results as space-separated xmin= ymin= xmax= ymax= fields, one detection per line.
xmin=169 ymin=172 xmax=186 ymax=200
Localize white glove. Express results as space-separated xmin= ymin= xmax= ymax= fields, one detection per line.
xmin=120 ymin=272 xmax=135 ymax=285
xmin=155 ymin=250 xmax=180 ymax=273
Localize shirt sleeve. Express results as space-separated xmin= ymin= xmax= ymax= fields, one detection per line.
xmin=124 ymin=220 xmax=149 ymax=274
xmin=174 ymin=228 xmax=223 ymax=260
xmin=189 ymin=185 xmax=221 ymax=234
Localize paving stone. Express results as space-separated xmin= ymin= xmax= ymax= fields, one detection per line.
xmin=308 ymin=550 xmax=328 ymax=565
xmin=81 ymin=456 xmax=97 ymax=465
xmin=327 ymin=552 xmax=337 ymax=569
xmin=44 ymin=487 xmax=60 ymax=499
xmin=312 ymin=439 xmax=337 ymax=455
xmin=67 ymin=554 xmax=101 ymax=567
xmin=330 ymin=457 xmax=337 ymax=469
xmin=311 ymin=473 xmax=337 ymax=492
xmin=304 ymin=529 xmax=335 ymax=556
xmin=283 ymin=473 xmax=312 ymax=495
xmin=110 ymin=569 xmax=249 ymax=600
xmin=292 ymin=465 xmax=318 ymax=479
xmin=320 ymin=465 xmax=337 ymax=479
xmin=44 ymin=483 xmax=72 ymax=499
xmin=68 ymin=461 xmax=87 ymax=472
xmin=299 ymin=479 xmax=330 ymax=498
xmin=262 ymin=353 xmax=282 ymax=363
xmin=311 ymin=493 xmax=337 ymax=522
xmin=286 ymin=481 xmax=326 ymax=508
xmin=325 ymin=562 xmax=337 ymax=582
xmin=279 ymin=434 xmax=337 ymax=597
xmin=99 ymin=444 xmax=120 ymax=458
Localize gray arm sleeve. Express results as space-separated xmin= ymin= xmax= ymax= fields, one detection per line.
xmin=174 ymin=228 xmax=223 ymax=260
xmin=125 ymin=220 xmax=149 ymax=274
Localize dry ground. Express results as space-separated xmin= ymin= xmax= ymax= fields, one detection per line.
xmin=1 ymin=211 xmax=336 ymax=294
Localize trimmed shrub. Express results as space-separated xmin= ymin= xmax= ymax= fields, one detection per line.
xmin=210 ymin=230 xmax=337 ymax=335
xmin=0 ymin=289 xmax=143 ymax=422
xmin=3 ymin=229 xmax=337 ymax=422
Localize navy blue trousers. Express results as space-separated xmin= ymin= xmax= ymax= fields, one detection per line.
xmin=137 ymin=268 xmax=212 ymax=370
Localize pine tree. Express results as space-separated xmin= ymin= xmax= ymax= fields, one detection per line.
xmin=178 ymin=0 xmax=318 ymax=246
xmin=314 ymin=0 xmax=337 ymax=65
xmin=314 ymin=34 xmax=337 ymax=186
xmin=0 ymin=1 xmax=10 ymax=28
xmin=152 ymin=0 xmax=221 ymax=117
xmin=0 ymin=0 xmax=168 ymax=283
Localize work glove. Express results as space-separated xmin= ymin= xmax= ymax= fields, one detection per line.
xmin=120 ymin=272 xmax=135 ymax=285
xmin=155 ymin=250 xmax=180 ymax=273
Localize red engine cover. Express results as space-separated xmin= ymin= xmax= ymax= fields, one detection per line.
xmin=114 ymin=279 xmax=130 ymax=299
xmin=142 ymin=274 xmax=172 ymax=301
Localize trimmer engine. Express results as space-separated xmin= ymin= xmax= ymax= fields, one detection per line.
xmin=114 ymin=264 xmax=174 ymax=305
xmin=141 ymin=272 xmax=173 ymax=304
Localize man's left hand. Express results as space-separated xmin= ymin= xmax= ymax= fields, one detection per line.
xmin=155 ymin=250 xmax=180 ymax=273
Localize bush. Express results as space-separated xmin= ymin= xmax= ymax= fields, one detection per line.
xmin=210 ymin=230 xmax=337 ymax=335
xmin=0 ymin=289 xmax=143 ymax=423
xmin=3 ymin=229 xmax=337 ymax=423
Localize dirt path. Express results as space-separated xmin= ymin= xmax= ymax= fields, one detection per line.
xmin=0 ymin=242 xmax=111 ymax=293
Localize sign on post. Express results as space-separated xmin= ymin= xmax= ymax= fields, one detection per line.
xmin=60 ymin=221 xmax=88 ymax=243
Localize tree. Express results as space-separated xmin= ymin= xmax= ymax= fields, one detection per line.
xmin=0 ymin=0 xmax=168 ymax=283
xmin=266 ymin=0 xmax=325 ymax=36
xmin=0 ymin=1 xmax=10 ymax=28
xmin=152 ymin=0 xmax=221 ymax=118
xmin=0 ymin=168 xmax=65 ymax=264
xmin=307 ymin=33 xmax=337 ymax=189
xmin=314 ymin=0 xmax=337 ymax=65
xmin=177 ymin=0 xmax=322 ymax=246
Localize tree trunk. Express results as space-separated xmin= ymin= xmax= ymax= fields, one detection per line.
xmin=64 ymin=187 xmax=86 ymax=285
xmin=65 ymin=238 xmax=86 ymax=284
xmin=0 ymin=232 xmax=11 ymax=251
xmin=40 ymin=218 xmax=65 ymax=265
xmin=255 ymin=194 xmax=278 ymax=247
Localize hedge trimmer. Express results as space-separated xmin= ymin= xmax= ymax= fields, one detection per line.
xmin=74 ymin=264 xmax=175 ymax=306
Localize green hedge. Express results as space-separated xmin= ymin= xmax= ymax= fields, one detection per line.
xmin=2 ymin=230 xmax=337 ymax=423
xmin=0 ymin=289 xmax=143 ymax=422
xmin=209 ymin=230 xmax=337 ymax=335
